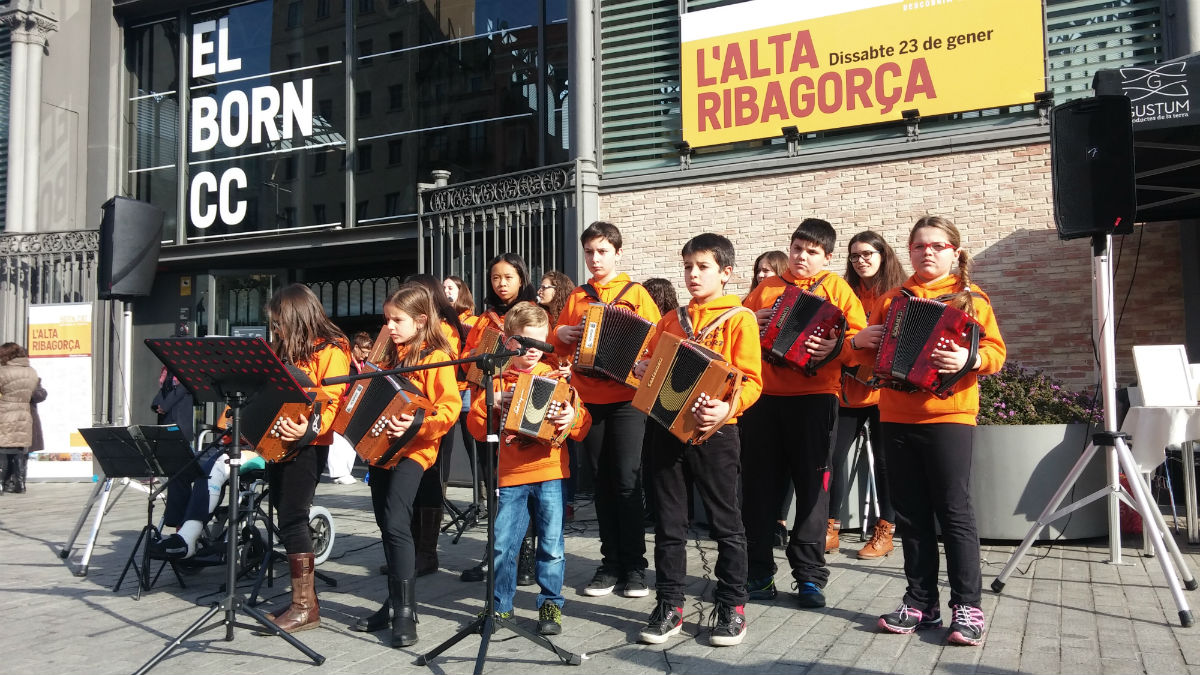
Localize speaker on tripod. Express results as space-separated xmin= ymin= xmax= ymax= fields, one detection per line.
xmin=99 ymin=196 xmax=164 ymax=300
xmin=1050 ymin=95 xmax=1137 ymax=240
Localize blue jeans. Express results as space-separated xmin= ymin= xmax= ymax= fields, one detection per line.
xmin=493 ymin=479 xmax=565 ymax=614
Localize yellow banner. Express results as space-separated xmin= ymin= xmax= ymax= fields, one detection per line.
xmin=681 ymin=0 xmax=1045 ymax=147
xmin=28 ymin=317 xmax=92 ymax=357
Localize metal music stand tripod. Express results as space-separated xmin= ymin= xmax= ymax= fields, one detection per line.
xmin=76 ymin=424 xmax=202 ymax=598
xmin=990 ymin=234 xmax=1196 ymax=626
xmin=135 ymin=337 xmax=325 ymax=673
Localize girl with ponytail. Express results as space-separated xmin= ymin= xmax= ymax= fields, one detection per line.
xmin=850 ymin=215 xmax=1006 ymax=648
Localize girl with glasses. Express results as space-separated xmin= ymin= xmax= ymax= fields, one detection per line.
xmin=829 ymin=231 xmax=905 ymax=559
xmin=851 ymin=216 xmax=1006 ymax=647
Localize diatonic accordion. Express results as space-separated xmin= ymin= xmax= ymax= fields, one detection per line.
xmin=220 ymin=364 xmax=331 ymax=463
xmin=632 ymin=332 xmax=746 ymax=445
xmin=332 ymin=362 xmax=435 ymax=468
xmin=871 ymin=293 xmax=981 ymax=399
xmin=464 ymin=326 xmax=512 ymax=388
xmin=502 ymin=372 xmax=576 ymax=446
xmin=759 ymin=285 xmax=846 ymax=375
xmin=574 ymin=303 xmax=654 ymax=387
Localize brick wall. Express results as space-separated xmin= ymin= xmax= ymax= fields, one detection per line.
xmin=598 ymin=143 xmax=1185 ymax=392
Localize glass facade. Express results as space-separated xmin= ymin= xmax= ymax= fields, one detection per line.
xmin=124 ymin=0 xmax=569 ymax=242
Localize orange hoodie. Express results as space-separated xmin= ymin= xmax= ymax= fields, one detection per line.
xmin=742 ymin=270 xmax=867 ymax=397
xmin=645 ymin=294 xmax=763 ymax=421
xmin=864 ymin=275 xmax=1006 ymax=425
xmin=467 ymin=361 xmax=592 ymax=487
xmin=549 ymin=273 xmax=663 ymax=405
xmin=840 ymin=285 xmax=883 ymax=409
xmin=296 ymin=340 xmax=351 ymax=446
xmin=380 ymin=345 xmax=463 ymax=470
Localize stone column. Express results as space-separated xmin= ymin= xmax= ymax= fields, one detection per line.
xmin=2 ymin=1 xmax=58 ymax=233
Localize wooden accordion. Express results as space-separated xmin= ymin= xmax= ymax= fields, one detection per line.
xmin=501 ymin=372 xmax=576 ymax=447
xmin=332 ymin=361 xmax=436 ymax=469
xmin=464 ymin=326 xmax=512 ymax=388
xmin=871 ymin=293 xmax=981 ymax=399
xmin=574 ymin=303 xmax=654 ymax=387
xmin=219 ymin=365 xmax=332 ymax=463
xmin=632 ymin=332 xmax=746 ymax=445
xmin=759 ymin=285 xmax=846 ymax=375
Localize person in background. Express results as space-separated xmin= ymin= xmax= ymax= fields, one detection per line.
xmin=537 ymin=269 xmax=579 ymax=524
xmin=639 ymin=277 xmax=680 ymax=527
xmin=444 ymin=275 xmax=478 ymax=330
xmin=153 ymin=365 xmax=195 ymax=447
xmin=328 ymin=331 xmax=373 ymax=485
xmin=537 ymin=271 xmax=576 ymax=326
xmin=0 ymin=343 xmax=41 ymax=495
xmin=748 ymin=250 xmax=788 ymax=296
xmin=827 ymin=231 xmax=905 ymax=558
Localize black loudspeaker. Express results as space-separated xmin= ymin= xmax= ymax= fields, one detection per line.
xmin=1050 ymin=96 xmax=1136 ymax=240
xmin=98 ymin=196 xmax=164 ymax=299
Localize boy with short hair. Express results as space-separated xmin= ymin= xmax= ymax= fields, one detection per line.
xmin=466 ymin=302 xmax=591 ymax=635
xmin=633 ymin=232 xmax=763 ymax=646
xmin=550 ymin=221 xmax=662 ymax=598
xmin=740 ymin=218 xmax=866 ymax=608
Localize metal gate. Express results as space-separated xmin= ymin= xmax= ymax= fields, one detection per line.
xmin=417 ymin=161 xmax=578 ymax=303
xmin=0 ymin=231 xmax=99 ymax=343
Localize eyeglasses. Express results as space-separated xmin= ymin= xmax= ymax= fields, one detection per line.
xmin=910 ymin=242 xmax=956 ymax=254
xmin=848 ymin=251 xmax=877 ymax=262
xmin=538 ymin=285 xmax=554 ymax=291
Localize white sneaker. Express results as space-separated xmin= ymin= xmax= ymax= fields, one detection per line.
xmin=332 ymin=475 xmax=358 ymax=485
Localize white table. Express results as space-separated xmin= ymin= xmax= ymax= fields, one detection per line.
xmin=1121 ymin=406 xmax=1200 ymax=543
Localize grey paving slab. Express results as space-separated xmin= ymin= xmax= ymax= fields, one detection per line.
xmin=4 ymin=481 xmax=1200 ymax=674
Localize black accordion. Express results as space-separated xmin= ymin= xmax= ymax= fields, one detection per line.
xmin=574 ymin=303 xmax=654 ymax=387
xmin=632 ymin=332 xmax=746 ymax=445
xmin=332 ymin=362 xmax=435 ymax=468
xmin=759 ymin=285 xmax=846 ymax=375
xmin=871 ymin=293 xmax=981 ymax=399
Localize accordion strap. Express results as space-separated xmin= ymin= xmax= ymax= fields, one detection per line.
xmin=582 ymin=281 xmax=638 ymax=311
xmin=677 ymin=306 xmax=756 ymax=343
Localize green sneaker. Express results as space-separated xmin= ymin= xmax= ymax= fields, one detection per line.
xmin=537 ymin=601 xmax=562 ymax=635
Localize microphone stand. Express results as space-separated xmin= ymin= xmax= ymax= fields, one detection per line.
xmin=324 ymin=338 xmax=583 ymax=672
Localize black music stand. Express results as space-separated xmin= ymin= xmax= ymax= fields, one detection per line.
xmin=324 ymin=340 xmax=582 ymax=671
xmin=135 ymin=338 xmax=325 ymax=674
xmin=79 ymin=424 xmax=201 ymax=598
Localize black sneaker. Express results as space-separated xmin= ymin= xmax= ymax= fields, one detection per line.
xmin=638 ymin=600 xmax=684 ymax=644
xmin=582 ymin=567 xmax=619 ymax=597
xmin=517 ymin=537 xmax=536 ymax=587
xmin=148 ymin=533 xmax=189 ymax=560
xmin=621 ymin=569 xmax=650 ymax=598
xmin=947 ymin=604 xmax=986 ymax=646
xmin=461 ymin=560 xmax=488 ymax=582
xmin=794 ymin=581 xmax=826 ymax=608
xmin=537 ymin=601 xmax=563 ymax=636
xmin=709 ymin=603 xmax=748 ymax=647
xmin=746 ymin=576 xmax=777 ymax=601
xmin=878 ymin=603 xmax=943 ymax=634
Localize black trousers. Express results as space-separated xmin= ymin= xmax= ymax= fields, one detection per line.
xmin=882 ymin=422 xmax=981 ymax=610
xmin=582 ymin=400 xmax=648 ymax=574
xmin=413 ymin=432 xmax=454 ymax=509
xmin=648 ymin=423 xmax=747 ymax=607
xmin=741 ymin=393 xmax=838 ymax=587
xmin=369 ymin=457 xmax=426 ymax=583
xmin=266 ymin=445 xmax=329 ymax=554
xmin=828 ymin=405 xmax=894 ymax=523
xmin=163 ymin=447 xmax=223 ymax=527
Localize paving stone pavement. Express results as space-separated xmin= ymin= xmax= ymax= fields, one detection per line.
xmin=4 ymin=479 xmax=1200 ymax=675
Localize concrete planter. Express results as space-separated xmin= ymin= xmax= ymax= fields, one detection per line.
xmin=972 ymin=423 xmax=1107 ymax=541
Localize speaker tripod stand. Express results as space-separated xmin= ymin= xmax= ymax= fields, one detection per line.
xmin=990 ymin=235 xmax=1196 ymax=626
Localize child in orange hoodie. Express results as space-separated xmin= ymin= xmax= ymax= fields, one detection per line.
xmin=468 ymin=302 xmax=591 ymax=636
xmin=740 ymin=218 xmax=867 ymax=609
xmin=633 ymin=233 xmax=763 ymax=647
xmin=852 ymin=216 xmax=1006 ymax=647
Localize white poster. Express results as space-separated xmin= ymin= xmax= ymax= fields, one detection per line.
xmin=27 ymin=303 xmax=94 ymax=480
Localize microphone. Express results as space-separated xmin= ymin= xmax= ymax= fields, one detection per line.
xmin=507 ymin=335 xmax=555 ymax=354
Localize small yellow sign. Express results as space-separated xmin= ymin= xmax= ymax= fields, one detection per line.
xmin=181 ymin=276 xmax=192 ymax=297
xmin=28 ymin=317 xmax=92 ymax=357
xmin=681 ymin=0 xmax=1046 ymax=147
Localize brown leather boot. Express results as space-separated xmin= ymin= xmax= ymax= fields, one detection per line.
xmin=857 ymin=519 xmax=895 ymax=559
xmin=825 ymin=519 xmax=840 ymax=553
xmin=270 ymin=553 xmax=320 ymax=633
xmin=414 ymin=507 xmax=442 ymax=576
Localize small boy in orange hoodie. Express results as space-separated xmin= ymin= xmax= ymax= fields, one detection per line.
xmin=632 ymin=233 xmax=763 ymax=647
xmin=467 ymin=302 xmax=591 ymax=636
xmin=740 ymin=218 xmax=867 ymax=609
